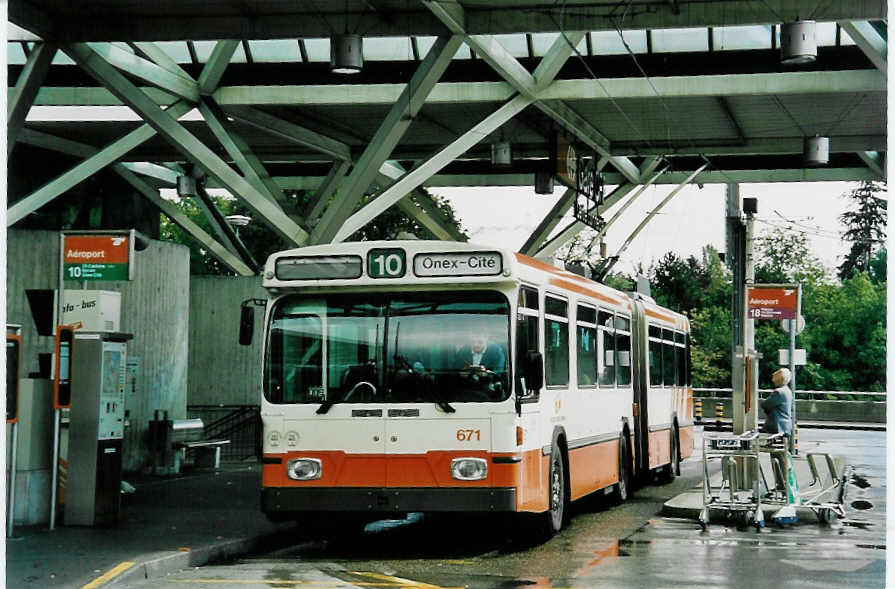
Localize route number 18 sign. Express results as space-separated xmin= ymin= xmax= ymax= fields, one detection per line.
xmin=746 ymin=284 xmax=800 ymax=320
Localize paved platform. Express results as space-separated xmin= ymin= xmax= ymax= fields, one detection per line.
xmin=6 ymin=464 xmax=295 ymax=588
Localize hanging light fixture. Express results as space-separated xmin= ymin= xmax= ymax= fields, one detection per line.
xmin=803 ymin=135 xmax=829 ymax=166
xmin=534 ymin=171 xmax=555 ymax=194
xmin=491 ymin=140 xmax=512 ymax=167
xmin=330 ymin=34 xmax=363 ymax=74
xmin=780 ymin=20 xmax=817 ymax=65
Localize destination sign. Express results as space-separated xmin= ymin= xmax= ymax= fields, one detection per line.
xmin=413 ymin=251 xmax=503 ymax=277
xmin=63 ymin=233 xmax=132 ymax=281
xmin=747 ymin=286 xmax=799 ymax=320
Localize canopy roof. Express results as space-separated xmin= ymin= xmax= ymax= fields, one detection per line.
xmin=7 ymin=1 xmax=887 ymax=274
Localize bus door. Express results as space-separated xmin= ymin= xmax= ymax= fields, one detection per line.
xmin=630 ymin=300 xmax=651 ymax=479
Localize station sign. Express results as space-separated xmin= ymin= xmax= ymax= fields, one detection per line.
xmin=62 ymin=231 xmax=135 ymax=281
xmin=746 ymin=284 xmax=800 ymax=320
xmin=413 ymin=251 xmax=503 ymax=277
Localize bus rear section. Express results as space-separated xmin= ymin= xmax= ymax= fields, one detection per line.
xmin=259 ymin=289 xmax=532 ymax=522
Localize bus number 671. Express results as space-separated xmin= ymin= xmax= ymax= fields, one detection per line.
xmin=456 ymin=429 xmax=481 ymax=441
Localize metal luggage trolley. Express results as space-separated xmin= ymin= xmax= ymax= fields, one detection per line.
xmin=700 ymin=431 xmax=848 ymax=530
xmin=699 ymin=430 xmax=765 ymax=530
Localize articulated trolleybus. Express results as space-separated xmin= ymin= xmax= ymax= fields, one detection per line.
xmin=254 ymin=241 xmax=693 ymax=536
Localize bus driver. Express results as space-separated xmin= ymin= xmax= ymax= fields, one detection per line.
xmin=455 ymin=331 xmax=506 ymax=374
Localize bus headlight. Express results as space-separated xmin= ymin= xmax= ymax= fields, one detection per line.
xmin=450 ymin=457 xmax=488 ymax=481
xmin=286 ymin=458 xmax=322 ymax=480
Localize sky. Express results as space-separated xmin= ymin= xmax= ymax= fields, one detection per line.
xmin=433 ymin=181 xmax=874 ymax=276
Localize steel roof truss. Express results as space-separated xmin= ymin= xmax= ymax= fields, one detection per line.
xmin=8 ymin=41 xmax=56 ymax=157
xmin=425 ymin=1 xmax=644 ymax=185
xmin=87 ymin=43 xmax=200 ymax=102
xmin=225 ymin=106 xmax=351 ymax=162
xmin=519 ymin=188 xmax=577 ymax=256
xmin=65 ymin=43 xmax=309 ymax=246
xmin=857 ymin=151 xmax=885 ymax=178
xmin=839 ymin=21 xmax=887 ymax=71
xmin=198 ymin=99 xmax=287 ymax=209
xmin=304 ymin=161 xmax=351 ymax=224
xmin=310 ymin=35 xmax=463 ymax=244
xmin=333 ymin=94 xmax=534 ymax=242
xmin=7 ymin=100 xmax=193 ymax=226
xmin=198 ymin=40 xmax=240 ymax=95
xmin=13 ymin=128 xmax=252 ymax=275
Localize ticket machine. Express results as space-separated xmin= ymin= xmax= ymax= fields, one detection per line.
xmin=64 ymin=331 xmax=131 ymax=526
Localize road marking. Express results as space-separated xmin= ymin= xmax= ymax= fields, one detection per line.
xmin=352 ymin=571 xmax=461 ymax=589
xmin=80 ymin=562 xmax=135 ymax=589
xmin=169 ymin=581 xmax=433 ymax=586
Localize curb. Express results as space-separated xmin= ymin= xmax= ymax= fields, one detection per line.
xmin=106 ymin=529 xmax=299 ymax=587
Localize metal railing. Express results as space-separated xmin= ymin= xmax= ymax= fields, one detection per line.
xmin=694 ymin=388 xmax=886 ymax=400
xmin=187 ymin=405 xmax=261 ymax=461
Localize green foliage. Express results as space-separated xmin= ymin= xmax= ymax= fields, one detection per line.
xmin=797 ymin=274 xmax=887 ymax=391
xmin=754 ymin=227 xmax=826 ymax=285
xmin=869 ymin=247 xmax=887 ymax=284
xmin=689 ymin=305 xmax=731 ymax=387
xmin=649 ymin=246 xmax=729 ymax=313
xmin=838 ymin=181 xmax=887 ymax=281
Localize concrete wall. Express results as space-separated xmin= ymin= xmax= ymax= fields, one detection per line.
xmin=7 ymin=229 xmax=190 ymax=472
xmin=187 ymin=276 xmax=265 ymax=406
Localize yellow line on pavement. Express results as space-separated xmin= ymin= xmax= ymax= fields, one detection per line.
xmin=169 ymin=581 xmax=426 ymax=586
xmin=80 ymin=562 xmax=135 ymax=589
xmin=352 ymin=571 xmax=461 ymax=589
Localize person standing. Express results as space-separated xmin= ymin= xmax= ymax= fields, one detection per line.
xmin=761 ymin=368 xmax=794 ymax=437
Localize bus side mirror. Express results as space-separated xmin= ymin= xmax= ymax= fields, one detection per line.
xmin=523 ymin=351 xmax=543 ymax=394
xmin=239 ymin=305 xmax=254 ymax=346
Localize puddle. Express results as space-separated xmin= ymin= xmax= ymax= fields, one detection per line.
xmin=850 ymin=474 xmax=871 ymax=489
xmin=850 ymin=500 xmax=873 ymax=510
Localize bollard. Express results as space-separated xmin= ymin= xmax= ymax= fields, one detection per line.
xmin=792 ymin=424 xmax=799 ymax=455
xmin=715 ymin=402 xmax=724 ymax=429
xmin=694 ymin=399 xmax=703 ymax=422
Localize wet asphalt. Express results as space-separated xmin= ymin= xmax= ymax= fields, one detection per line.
xmin=125 ymin=428 xmax=885 ymax=589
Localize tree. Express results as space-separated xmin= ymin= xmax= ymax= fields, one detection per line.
xmin=160 ymin=190 xmax=467 ymax=275
xmin=649 ymin=246 xmax=729 ymax=313
xmin=838 ymin=180 xmax=887 ymax=281
xmin=754 ymin=227 xmax=826 ymax=285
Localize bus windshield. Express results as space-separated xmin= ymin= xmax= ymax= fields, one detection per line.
xmin=265 ymin=291 xmax=511 ymax=405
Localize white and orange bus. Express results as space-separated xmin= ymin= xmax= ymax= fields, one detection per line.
xmin=246 ymin=240 xmax=693 ymax=536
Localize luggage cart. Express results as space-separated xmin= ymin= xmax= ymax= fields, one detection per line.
xmin=700 ymin=431 xmax=847 ymax=530
xmin=699 ymin=430 xmax=764 ymax=530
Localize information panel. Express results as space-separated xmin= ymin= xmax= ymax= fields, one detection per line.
xmin=413 ymin=251 xmax=503 ymax=277
xmin=747 ymin=285 xmax=800 ymax=320
xmin=63 ymin=233 xmax=133 ymax=281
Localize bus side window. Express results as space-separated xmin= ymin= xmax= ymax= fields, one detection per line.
xmin=576 ymin=304 xmax=597 ymax=387
xmin=675 ymin=331 xmax=686 ymax=387
xmin=648 ymin=325 xmax=662 ymax=388
xmin=615 ymin=315 xmax=632 ymax=386
xmin=516 ymin=286 xmax=540 ymax=394
xmin=544 ymin=296 xmax=569 ymax=387
xmin=598 ymin=311 xmax=615 ymax=387
xmin=662 ymin=329 xmax=676 ymax=387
